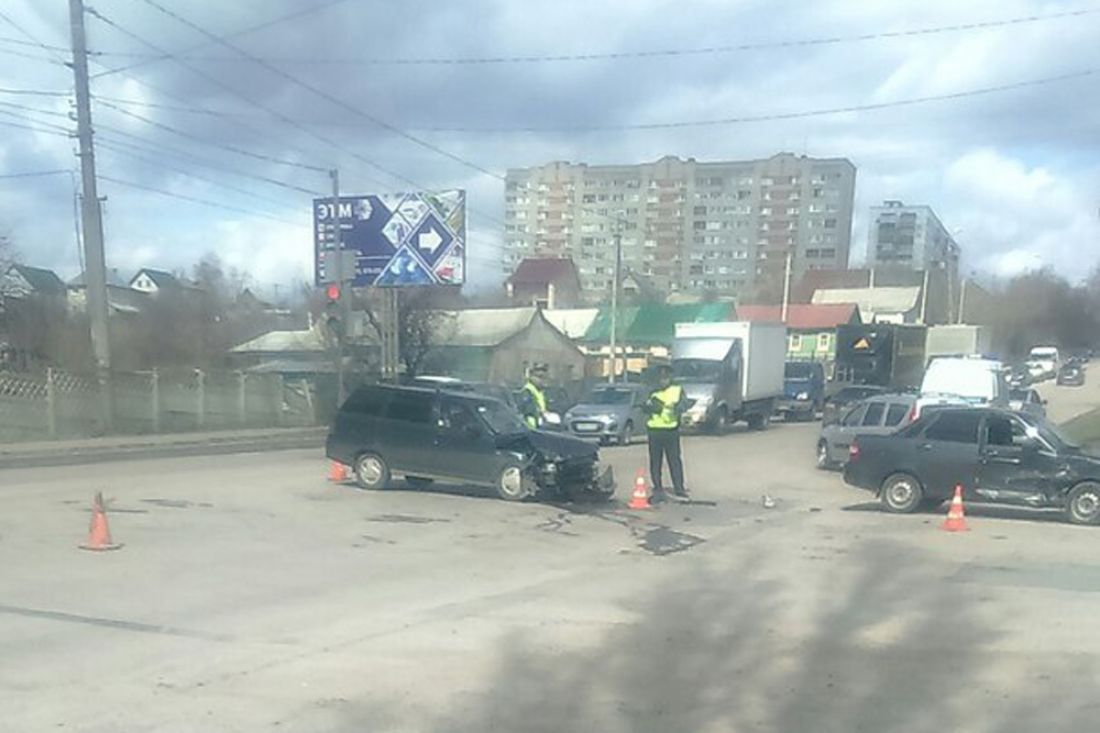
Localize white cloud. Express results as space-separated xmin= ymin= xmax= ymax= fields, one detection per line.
xmin=944 ymin=149 xmax=1100 ymax=278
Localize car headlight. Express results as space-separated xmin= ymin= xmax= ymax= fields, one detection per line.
xmin=607 ymin=420 xmax=618 ymax=430
xmin=543 ymin=411 xmax=562 ymax=426
xmin=796 ymin=391 xmax=810 ymax=401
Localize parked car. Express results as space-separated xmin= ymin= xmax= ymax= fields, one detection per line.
xmin=1008 ymin=388 xmax=1046 ymax=418
xmin=563 ymin=383 xmax=647 ymax=445
xmin=821 ymin=385 xmax=888 ymax=426
xmin=914 ymin=356 xmax=1007 ymax=419
xmin=844 ymin=406 xmax=1100 ymax=525
xmin=817 ymin=392 xmax=917 ymax=469
xmin=1006 ymin=364 xmax=1032 ymax=390
xmin=1057 ymin=362 xmax=1086 ymax=387
xmin=777 ymin=361 xmax=826 ymax=422
xmin=326 ymin=384 xmax=614 ymax=502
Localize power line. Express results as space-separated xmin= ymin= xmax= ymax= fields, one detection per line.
xmin=95 ymin=97 xmax=325 ymax=172
xmin=135 ymin=0 xmax=506 ymax=182
xmin=96 ymin=140 xmax=311 ymax=208
xmin=0 ymin=87 xmax=71 ymax=97
xmin=85 ymin=7 xmax=393 ymax=187
xmin=90 ymin=0 xmax=357 ymax=79
xmin=14 ymin=6 xmax=1098 ymax=67
xmin=0 ymin=169 xmax=70 ymax=180
xmin=0 ymin=6 xmax=70 ymax=68
xmin=94 ymin=131 xmax=326 ymax=197
xmin=412 ymin=68 xmax=1100 ymax=132
xmin=89 ymin=4 xmax=507 ymax=231
xmin=97 ymin=174 xmax=308 ymax=226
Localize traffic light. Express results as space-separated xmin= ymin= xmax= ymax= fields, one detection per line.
xmin=323 ymin=284 xmax=345 ymax=343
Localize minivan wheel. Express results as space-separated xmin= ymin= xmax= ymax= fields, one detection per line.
xmin=880 ymin=473 xmax=923 ymax=514
xmin=816 ymin=440 xmax=831 ymax=470
xmin=354 ymin=452 xmax=391 ymax=490
xmin=497 ymin=464 xmax=532 ymax=502
xmin=1065 ymin=482 xmax=1100 ymax=525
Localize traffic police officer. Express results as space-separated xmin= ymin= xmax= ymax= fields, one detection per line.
xmin=519 ymin=364 xmax=550 ymax=429
xmin=644 ymin=364 xmax=690 ymax=502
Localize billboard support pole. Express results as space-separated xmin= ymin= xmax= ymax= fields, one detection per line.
xmin=330 ymin=168 xmax=346 ymax=403
xmin=608 ymin=231 xmax=622 ymax=383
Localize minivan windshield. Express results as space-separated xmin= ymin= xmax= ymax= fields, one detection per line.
xmin=475 ymin=400 xmax=528 ymax=435
xmin=583 ymin=388 xmax=635 ymax=405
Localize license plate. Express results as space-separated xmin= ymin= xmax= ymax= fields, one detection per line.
xmin=572 ymin=421 xmax=602 ymax=433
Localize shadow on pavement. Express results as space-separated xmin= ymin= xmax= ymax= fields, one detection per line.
xmin=327 ymin=542 xmax=1098 ymax=732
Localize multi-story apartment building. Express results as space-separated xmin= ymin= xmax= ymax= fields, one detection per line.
xmin=502 ymin=153 xmax=856 ymax=299
xmin=867 ymin=200 xmax=960 ymax=276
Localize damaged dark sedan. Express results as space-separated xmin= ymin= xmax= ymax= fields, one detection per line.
xmin=326 ymin=384 xmax=615 ymax=502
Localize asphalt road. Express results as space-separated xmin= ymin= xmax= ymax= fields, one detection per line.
xmin=2 ymin=377 xmax=1100 ymax=732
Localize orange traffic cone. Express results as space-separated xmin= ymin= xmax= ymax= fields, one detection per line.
xmin=628 ymin=469 xmax=651 ymax=510
xmin=942 ymin=485 xmax=970 ymax=532
xmin=327 ymin=461 xmax=349 ymax=482
xmin=80 ymin=492 xmax=122 ymax=551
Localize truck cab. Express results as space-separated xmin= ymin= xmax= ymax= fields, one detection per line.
xmin=778 ymin=361 xmax=826 ymax=421
xmin=671 ymin=321 xmax=786 ymax=433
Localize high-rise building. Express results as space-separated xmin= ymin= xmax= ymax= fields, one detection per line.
xmin=502 ymin=153 xmax=856 ymax=299
xmin=868 ymin=200 xmax=960 ymax=274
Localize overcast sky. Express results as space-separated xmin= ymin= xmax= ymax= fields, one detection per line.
xmin=1 ymin=0 xmax=1098 ymax=294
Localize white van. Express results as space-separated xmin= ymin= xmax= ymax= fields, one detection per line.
xmin=915 ymin=357 xmax=1008 ymax=418
xmin=1027 ymin=346 xmax=1061 ymax=380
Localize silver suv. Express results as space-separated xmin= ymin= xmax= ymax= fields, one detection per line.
xmin=817 ymin=392 xmax=917 ymax=469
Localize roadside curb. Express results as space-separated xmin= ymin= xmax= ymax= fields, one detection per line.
xmin=0 ymin=427 xmax=327 ymax=470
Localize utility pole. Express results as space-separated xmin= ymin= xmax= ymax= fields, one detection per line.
xmin=608 ymin=232 xmax=622 ymax=383
xmin=781 ymin=249 xmax=793 ymax=322
xmin=330 ymin=168 xmax=346 ymax=403
xmin=68 ymin=0 xmax=113 ymax=430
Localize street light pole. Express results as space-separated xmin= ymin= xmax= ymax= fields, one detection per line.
xmin=330 ymin=168 xmax=346 ymax=403
xmin=608 ymin=231 xmax=622 ymax=383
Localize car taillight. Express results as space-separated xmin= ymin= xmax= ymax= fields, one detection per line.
xmin=849 ymin=441 xmax=861 ymax=461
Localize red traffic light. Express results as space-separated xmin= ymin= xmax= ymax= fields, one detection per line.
xmin=326 ymin=284 xmax=341 ymax=301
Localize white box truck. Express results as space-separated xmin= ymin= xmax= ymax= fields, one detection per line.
xmin=924 ymin=325 xmax=994 ymax=363
xmin=671 ymin=321 xmax=786 ymax=432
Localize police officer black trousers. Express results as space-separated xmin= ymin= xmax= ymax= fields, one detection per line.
xmin=647 ymin=427 xmax=685 ymax=497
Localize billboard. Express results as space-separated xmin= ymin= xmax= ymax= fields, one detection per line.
xmin=314 ymin=189 xmax=465 ymax=287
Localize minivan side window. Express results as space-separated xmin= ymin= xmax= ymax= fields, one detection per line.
xmin=924 ymin=411 xmax=982 ymax=444
xmin=383 ymin=391 xmax=434 ymax=424
xmin=343 ymin=388 xmax=388 ymax=416
xmin=884 ymin=402 xmax=909 ymax=427
xmin=861 ymin=401 xmax=885 ymax=426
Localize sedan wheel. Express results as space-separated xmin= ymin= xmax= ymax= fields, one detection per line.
xmin=1065 ymin=482 xmax=1100 ymax=525
xmin=354 ymin=453 xmax=391 ymax=490
xmin=880 ymin=473 xmax=923 ymax=514
xmin=497 ymin=465 xmax=531 ymax=502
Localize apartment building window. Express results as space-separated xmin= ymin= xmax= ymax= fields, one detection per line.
xmin=805 ymin=248 xmax=820 ymax=258
xmin=813 ymin=188 xmax=823 ymax=198
xmin=693 ymin=206 xmax=707 ymax=215
xmin=760 ymin=207 xmax=772 ymax=215
xmin=739 ymin=176 xmax=753 ymax=185
xmin=644 ymin=239 xmax=657 ymax=248
xmin=733 ymin=250 xmax=747 ymax=259
xmin=821 ymin=248 xmax=836 ymax=258
xmin=824 ymin=218 xmax=837 ymax=229
xmin=505 ymin=211 xmax=516 ymax=219
xmin=737 ymin=190 xmax=751 ymax=200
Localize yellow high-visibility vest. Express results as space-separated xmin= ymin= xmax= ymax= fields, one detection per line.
xmin=646 ymin=385 xmax=683 ymax=429
xmin=522 ymin=381 xmax=547 ymax=428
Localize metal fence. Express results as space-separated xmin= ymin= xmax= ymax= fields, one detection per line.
xmin=0 ymin=368 xmax=318 ymax=443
